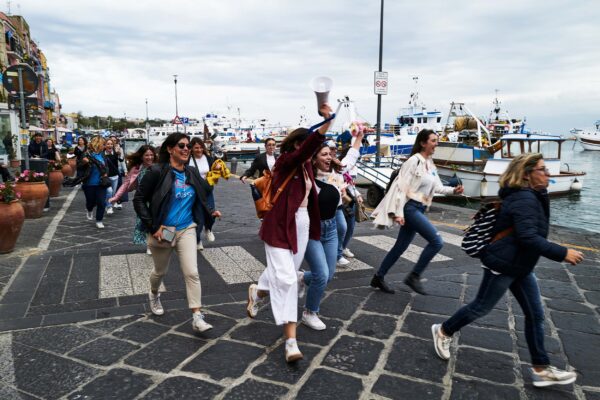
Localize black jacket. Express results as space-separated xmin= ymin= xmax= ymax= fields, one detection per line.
xmin=103 ymin=152 xmax=123 ymax=177
xmin=241 ymin=152 xmax=277 ymax=179
xmin=28 ymin=140 xmax=47 ymax=158
xmin=133 ymin=163 xmax=215 ymax=236
xmin=481 ymin=187 xmax=567 ymax=277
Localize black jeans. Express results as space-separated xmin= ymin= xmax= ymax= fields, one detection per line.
xmin=83 ymin=185 xmax=107 ymax=222
xmin=442 ymin=269 xmax=550 ymax=366
xmin=0 ymin=165 xmax=11 ymax=182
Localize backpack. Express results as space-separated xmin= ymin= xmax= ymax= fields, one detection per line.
xmin=250 ymin=169 xmax=295 ymax=219
xmin=461 ymin=201 xmax=513 ymax=258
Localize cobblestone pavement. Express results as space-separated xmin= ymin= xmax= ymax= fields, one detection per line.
xmin=0 ymin=177 xmax=599 ymax=399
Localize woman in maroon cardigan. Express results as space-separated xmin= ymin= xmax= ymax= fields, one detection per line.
xmin=247 ymin=103 xmax=334 ymax=362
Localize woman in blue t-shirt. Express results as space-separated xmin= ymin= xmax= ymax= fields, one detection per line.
xmin=133 ymin=133 xmax=221 ymax=333
xmin=81 ymin=136 xmax=109 ymax=229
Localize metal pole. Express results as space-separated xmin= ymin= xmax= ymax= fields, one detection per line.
xmin=375 ymin=0 xmax=384 ymax=166
xmin=17 ymin=66 xmax=29 ymax=170
xmin=173 ymin=74 xmax=179 ymax=133
xmin=145 ymin=98 xmax=150 ymax=144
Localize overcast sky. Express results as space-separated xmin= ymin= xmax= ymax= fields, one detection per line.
xmin=13 ymin=0 xmax=600 ymax=133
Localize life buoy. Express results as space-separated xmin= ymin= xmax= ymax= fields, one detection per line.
xmin=413 ymin=126 xmax=420 ymax=134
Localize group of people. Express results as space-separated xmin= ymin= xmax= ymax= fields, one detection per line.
xmin=81 ymin=102 xmax=583 ymax=388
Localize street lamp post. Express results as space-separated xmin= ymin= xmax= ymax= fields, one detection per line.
xmin=145 ymin=98 xmax=150 ymax=144
xmin=173 ymin=74 xmax=179 ymax=133
xmin=375 ymin=0 xmax=384 ymax=166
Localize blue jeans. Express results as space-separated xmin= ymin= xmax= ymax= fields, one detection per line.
xmin=376 ymin=200 xmax=443 ymax=278
xmin=303 ymin=217 xmax=338 ymax=313
xmin=335 ymin=208 xmax=348 ymax=260
xmin=83 ymin=185 xmax=107 ymax=221
xmin=343 ymin=203 xmax=356 ymax=249
xmin=442 ymin=269 xmax=549 ymax=366
xmin=105 ymin=175 xmax=119 ymax=207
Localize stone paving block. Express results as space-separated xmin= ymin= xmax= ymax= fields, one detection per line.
xmin=112 ymin=320 xmax=170 ymax=343
xmin=69 ymin=337 xmax=141 ymax=366
xmin=584 ymin=291 xmax=600 ymax=307
xmin=66 ymin=368 xmax=154 ymax=400
xmin=573 ymin=275 xmax=600 ymax=291
xmin=535 ymin=266 xmax=571 ymax=282
xmin=296 ymin=317 xmax=343 ymax=347
xmin=424 ymin=280 xmax=463 ymax=299
xmin=385 ymin=336 xmax=448 ymax=382
xmin=347 ymin=313 xmax=397 ymax=339
xmin=142 ymin=376 xmax=224 ymax=399
xmin=296 ymin=368 xmax=363 ymax=400
xmin=322 ymin=335 xmax=384 ymax=375
xmin=460 ymin=325 xmax=513 ymax=353
xmin=550 ymin=311 xmax=600 ymax=334
xmin=558 ymin=330 xmax=600 ymax=386
xmin=224 ymin=379 xmax=288 ymax=400
xmin=209 ymin=302 xmax=249 ymax=320
xmin=472 ymin=309 xmax=509 ymax=330
xmin=12 ymin=325 xmax=101 ymax=354
xmin=150 ymin=308 xmax=193 ymax=327
xmin=583 ymin=390 xmax=600 ymax=400
xmin=30 ymin=255 xmax=72 ymax=306
xmin=355 ymin=235 xmax=451 ymax=263
xmin=449 ymin=377 xmax=520 ymax=400
xmin=27 ymin=298 xmax=118 ymax=317
xmin=0 ymin=385 xmax=37 ymax=400
xmin=401 ymin=311 xmax=445 ymax=339
xmin=334 ymin=286 xmax=375 ymax=298
xmin=545 ymin=298 xmax=595 ymax=315
xmin=126 ymin=334 xmax=207 ymax=373
xmin=454 ymin=347 xmax=516 ymax=384
xmin=230 ymin=320 xmax=282 ymax=346
xmin=182 ymin=340 xmax=264 ymax=380
xmin=372 ymin=374 xmax=444 ymax=399
xmin=81 ymin=315 xmax=141 ymax=333
xmin=363 ymin=291 xmax=411 ymax=316
xmin=175 ymin=313 xmax=237 ymax=339
xmin=0 ymin=342 xmax=99 ymax=399
xmin=411 ymin=294 xmax=461 ymax=316
xmin=318 ymin=292 xmax=364 ymax=320
xmin=252 ymin=343 xmax=320 ymax=384
xmin=538 ymin=279 xmax=583 ymax=302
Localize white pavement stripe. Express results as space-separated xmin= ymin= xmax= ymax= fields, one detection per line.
xmin=337 ymin=257 xmax=373 ymax=272
xmin=438 ymin=230 xmax=464 ymax=247
xmin=99 ymin=253 xmax=164 ymax=299
xmin=201 ymin=246 xmax=265 ymax=284
xmin=38 ymin=187 xmax=80 ymax=250
xmin=354 ymin=235 xmax=452 ymax=263
xmin=0 ymin=333 xmax=15 ymax=386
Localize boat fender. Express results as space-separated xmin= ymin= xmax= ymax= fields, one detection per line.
xmin=480 ymin=175 xmax=488 ymax=198
xmin=570 ymin=178 xmax=582 ymax=191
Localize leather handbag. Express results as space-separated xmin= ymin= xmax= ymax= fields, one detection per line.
xmin=355 ymin=202 xmax=369 ymax=223
xmin=251 ymin=169 xmax=296 ymax=219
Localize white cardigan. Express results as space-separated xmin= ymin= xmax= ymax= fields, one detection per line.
xmin=371 ymin=153 xmax=454 ymax=228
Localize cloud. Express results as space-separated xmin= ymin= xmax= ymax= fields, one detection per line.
xmin=14 ymin=0 xmax=600 ymax=132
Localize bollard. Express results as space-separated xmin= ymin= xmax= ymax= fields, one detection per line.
xmin=230 ymin=157 xmax=238 ymax=175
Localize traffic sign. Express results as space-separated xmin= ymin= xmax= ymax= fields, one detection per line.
xmin=172 ymin=116 xmax=182 ymax=125
xmin=3 ymin=64 xmax=38 ymax=96
xmin=374 ymin=71 xmax=388 ymax=95
xmin=181 ymin=117 xmax=189 ymax=124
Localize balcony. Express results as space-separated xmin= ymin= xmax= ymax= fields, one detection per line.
xmin=44 ymin=101 xmax=55 ymax=110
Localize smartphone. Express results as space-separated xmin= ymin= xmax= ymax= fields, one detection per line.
xmin=162 ymin=228 xmax=175 ymax=242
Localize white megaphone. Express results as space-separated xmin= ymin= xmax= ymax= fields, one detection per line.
xmin=310 ymin=76 xmax=333 ymax=116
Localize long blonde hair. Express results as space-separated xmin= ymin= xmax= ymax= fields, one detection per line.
xmin=89 ymin=136 xmax=106 ymax=153
xmin=498 ymin=153 xmax=544 ymax=188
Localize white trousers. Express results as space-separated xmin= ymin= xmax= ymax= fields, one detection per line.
xmin=258 ymin=208 xmax=310 ymax=325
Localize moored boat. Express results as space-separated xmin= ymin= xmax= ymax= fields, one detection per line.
xmin=573 ymin=121 xmax=600 ymax=151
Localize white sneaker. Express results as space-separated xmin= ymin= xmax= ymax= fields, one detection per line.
xmin=197 ymin=241 xmax=204 ymax=251
xmin=146 ymin=247 xmax=152 ymax=255
xmin=285 ymin=340 xmax=303 ymax=363
xmin=247 ymin=283 xmax=261 ymax=318
xmin=86 ymin=211 xmax=93 ymax=220
xmin=148 ymin=292 xmax=164 ymax=315
xmin=114 ymin=203 xmax=123 ymax=210
xmin=205 ymin=229 xmax=215 ymax=242
xmin=106 ymin=207 xmax=114 ymax=215
xmin=302 ymin=311 xmax=326 ymax=330
xmin=432 ymin=324 xmax=451 ymax=360
xmin=96 ymin=222 xmax=105 ymax=229
xmin=192 ymin=312 xmax=213 ymax=333
xmin=342 ymin=248 xmax=355 ymax=258
xmin=531 ymin=366 xmax=577 ymax=387
xmin=337 ymin=257 xmax=350 ymax=267
xmin=297 ymin=271 xmax=306 ymax=298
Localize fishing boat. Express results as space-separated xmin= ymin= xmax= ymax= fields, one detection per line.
xmin=437 ymin=133 xmax=585 ymax=198
xmin=486 ymin=91 xmax=526 ymax=139
xmin=573 ymin=121 xmax=600 ymax=151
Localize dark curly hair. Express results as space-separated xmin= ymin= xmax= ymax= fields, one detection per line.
xmin=126 ymin=144 xmax=157 ymax=170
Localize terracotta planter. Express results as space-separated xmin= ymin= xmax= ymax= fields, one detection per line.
xmin=48 ymin=171 xmax=64 ymax=197
xmin=15 ymin=181 xmax=49 ymax=218
xmin=0 ymin=201 xmax=25 ymax=254
xmin=61 ymin=163 xmax=73 ymax=178
xmin=68 ymin=158 xmax=77 ymax=176
xmin=10 ymin=159 xmax=20 ymax=168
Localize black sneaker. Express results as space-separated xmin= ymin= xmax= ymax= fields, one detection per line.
xmin=370 ymin=274 xmax=395 ymax=294
xmin=404 ymin=272 xmax=427 ymax=295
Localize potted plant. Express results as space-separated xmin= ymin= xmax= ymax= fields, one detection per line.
xmin=60 ymin=154 xmax=74 ymax=177
xmin=15 ymin=170 xmax=48 ymax=218
xmin=47 ymin=161 xmax=64 ymax=198
xmin=0 ymin=181 xmax=25 ymax=253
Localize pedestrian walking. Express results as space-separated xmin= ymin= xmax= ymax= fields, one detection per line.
xmin=246 ymin=103 xmax=334 ymax=362
xmin=133 ymin=133 xmax=221 ymax=333
xmin=74 ymin=136 xmax=88 ymax=181
xmin=109 ymin=144 xmax=156 ymax=253
xmin=240 ymin=137 xmax=278 ymax=181
xmin=432 ymin=153 xmax=584 ymax=387
xmin=188 ymin=137 xmax=218 ymax=249
xmin=370 ymin=129 xmax=464 ymax=294
xmin=28 ymin=132 xmax=47 ymax=158
xmin=300 ymin=142 xmax=341 ymax=331
xmin=80 ymin=136 xmax=109 ymax=229
xmin=103 ymin=138 xmax=123 ymax=216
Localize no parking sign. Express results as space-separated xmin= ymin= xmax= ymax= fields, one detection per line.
xmin=374 ymin=71 xmax=388 ymax=95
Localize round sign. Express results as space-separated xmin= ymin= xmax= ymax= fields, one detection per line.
xmin=2 ymin=64 xmax=38 ymax=96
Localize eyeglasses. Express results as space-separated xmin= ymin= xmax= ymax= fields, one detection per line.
xmin=177 ymin=143 xmax=192 ymax=150
xmin=533 ymin=167 xmax=550 ymax=174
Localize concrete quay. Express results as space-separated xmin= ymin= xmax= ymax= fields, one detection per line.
xmin=0 ymin=177 xmax=599 ymax=400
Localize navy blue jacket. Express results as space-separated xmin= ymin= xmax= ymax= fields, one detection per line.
xmin=481 ymin=187 xmax=567 ymax=277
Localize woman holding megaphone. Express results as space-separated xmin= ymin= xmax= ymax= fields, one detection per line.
xmin=246 ymin=103 xmax=334 ymax=363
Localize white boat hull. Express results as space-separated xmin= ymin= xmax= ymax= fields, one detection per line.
xmin=577 ymin=134 xmax=600 ymax=151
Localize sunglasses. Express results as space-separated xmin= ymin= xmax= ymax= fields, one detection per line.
xmin=177 ymin=143 xmax=192 ymax=150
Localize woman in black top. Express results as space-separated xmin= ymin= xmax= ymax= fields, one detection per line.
xmin=103 ymin=138 xmax=123 ymax=215
xmin=74 ymin=137 xmax=88 ymax=180
xmin=45 ymin=138 xmax=61 ymax=163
